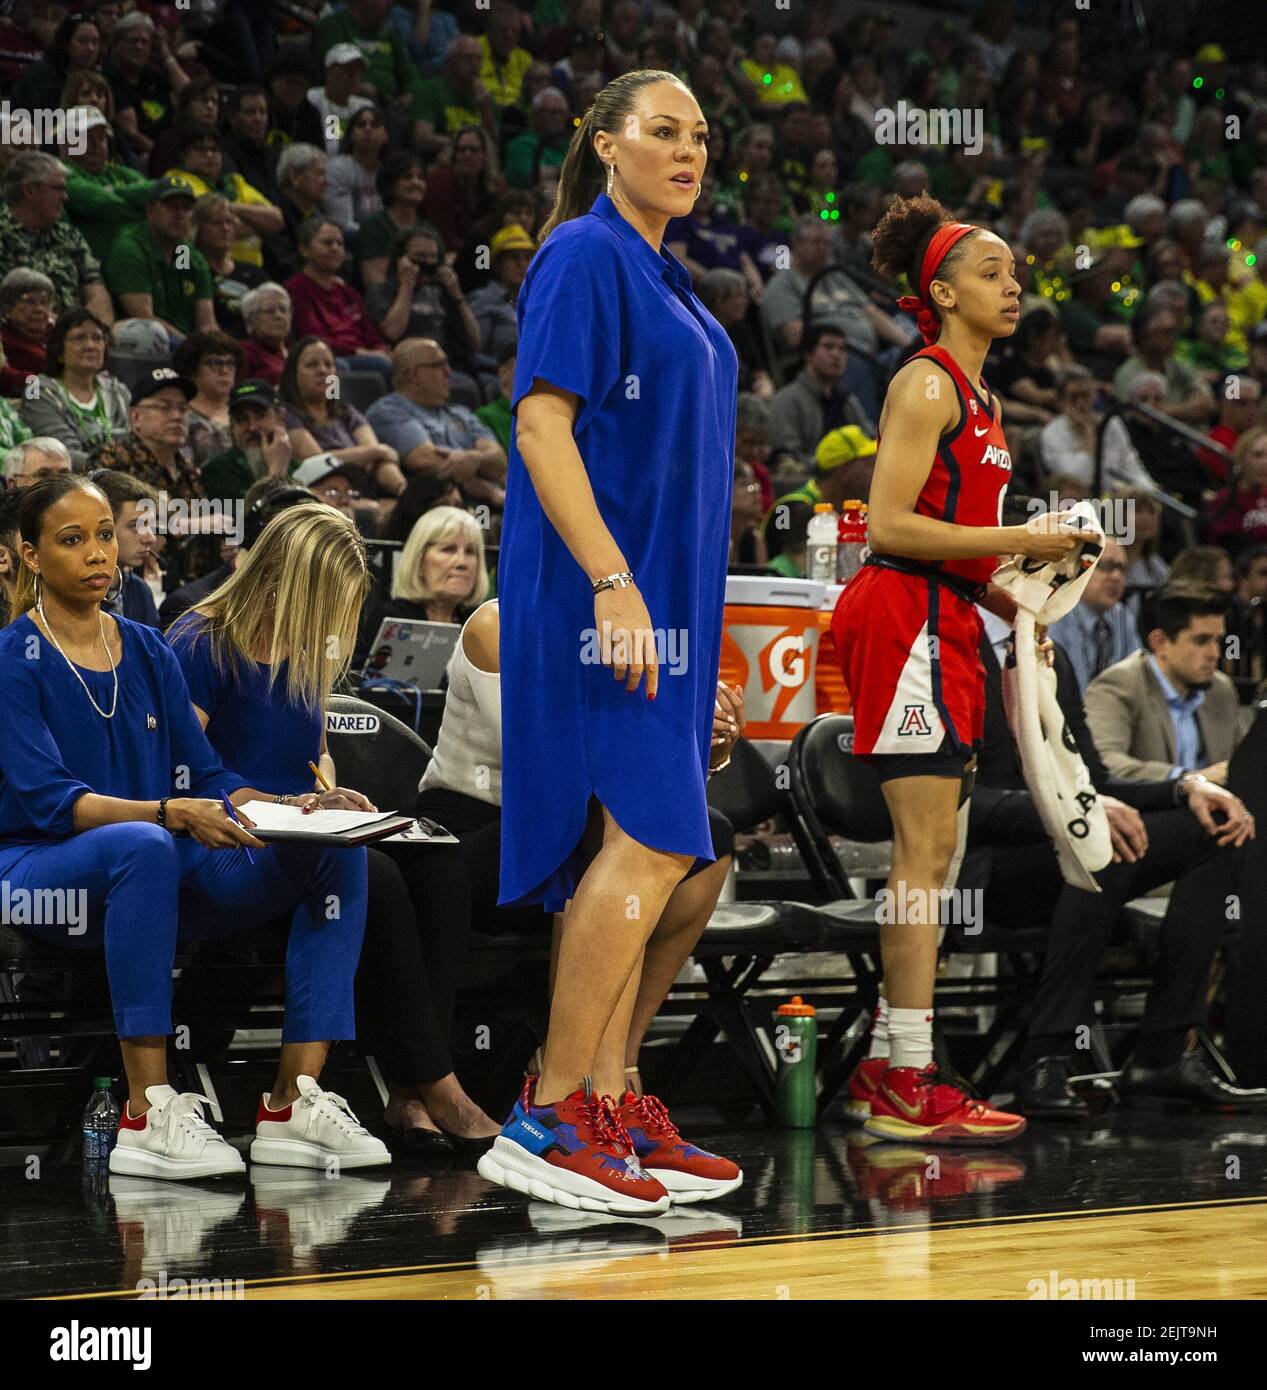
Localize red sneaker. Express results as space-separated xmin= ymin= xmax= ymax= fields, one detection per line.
xmin=617 ymin=1092 xmax=743 ymax=1204
xmin=865 ymin=1065 xmax=1027 ymax=1145
xmin=844 ymin=1056 xmax=889 ymax=1122
xmin=477 ymin=1077 xmax=670 ymax=1216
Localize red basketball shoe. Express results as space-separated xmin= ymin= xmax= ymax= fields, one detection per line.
xmin=477 ymin=1077 xmax=669 ymax=1215
xmin=843 ymin=1056 xmax=890 ymax=1122
xmin=616 ymin=1092 xmax=743 ymax=1203
xmin=865 ymin=1064 xmax=1027 ymax=1145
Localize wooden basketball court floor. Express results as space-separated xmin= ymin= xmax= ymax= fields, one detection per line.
xmin=6 ymin=1104 xmax=1267 ymax=1301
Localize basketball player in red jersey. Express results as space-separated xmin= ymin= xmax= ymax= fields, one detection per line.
xmin=831 ymin=195 xmax=1080 ymax=1144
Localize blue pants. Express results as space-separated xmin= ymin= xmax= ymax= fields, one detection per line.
xmin=2 ymin=825 xmax=367 ymax=1042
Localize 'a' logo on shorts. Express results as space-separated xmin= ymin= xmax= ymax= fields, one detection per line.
xmin=897 ymin=704 xmax=933 ymax=737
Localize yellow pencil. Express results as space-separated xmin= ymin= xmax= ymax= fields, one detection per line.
xmin=308 ymin=760 xmax=332 ymax=791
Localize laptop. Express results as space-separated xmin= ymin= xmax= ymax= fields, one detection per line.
xmin=361 ymin=618 xmax=460 ymax=690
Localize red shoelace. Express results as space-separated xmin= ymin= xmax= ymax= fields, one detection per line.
xmin=626 ymin=1093 xmax=679 ymax=1140
xmin=593 ymin=1095 xmax=637 ymax=1153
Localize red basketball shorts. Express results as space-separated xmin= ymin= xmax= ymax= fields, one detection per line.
xmin=830 ymin=565 xmax=986 ymax=758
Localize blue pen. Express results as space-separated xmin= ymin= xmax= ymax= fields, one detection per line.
xmin=221 ymin=790 xmax=256 ymax=864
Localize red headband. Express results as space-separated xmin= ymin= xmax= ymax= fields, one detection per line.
xmin=896 ymin=221 xmax=977 ymax=345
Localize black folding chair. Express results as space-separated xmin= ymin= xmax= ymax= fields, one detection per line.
xmin=785 ymin=714 xmax=1050 ymax=1099
xmin=337 ymin=372 xmax=384 ymax=417
xmin=324 ymin=694 xmax=433 ymax=811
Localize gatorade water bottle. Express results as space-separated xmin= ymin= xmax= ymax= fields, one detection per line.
xmin=807 ymin=503 xmax=837 ymax=583
xmin=82 ymin=1076 xmax=120 ymax=1164
xmin=835 ymin=499 xmax=868 ymax=584
xmin=774 ymin=996 xmax=818 ymax=1128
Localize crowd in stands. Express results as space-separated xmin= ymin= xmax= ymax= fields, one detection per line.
xmin=2 ymin=0 xmax=1267 ymax=1141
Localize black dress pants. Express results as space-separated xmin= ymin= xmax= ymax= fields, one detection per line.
xmin=981 ymin=809 xmax=1237 ymax=1051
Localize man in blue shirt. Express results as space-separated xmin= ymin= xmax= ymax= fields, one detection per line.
xmin=1085 ymin=583 xmax=1243 ymax=783
xmin=1049 ymin=538 xmax=1142 ymax=693
xmin=366 ymin=337 xmax=506 ymax=511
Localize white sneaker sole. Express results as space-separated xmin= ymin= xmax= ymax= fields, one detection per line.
xmin=477 ymin=1136 xmax=670 ymax=1216
xmin=649 ymin=1167 xmax=744 ymax=1204
xmin=109 ymin=1143 xmax=245 ymax=1182
xmin=249 ymin=1136 xmax=391 ymax=1170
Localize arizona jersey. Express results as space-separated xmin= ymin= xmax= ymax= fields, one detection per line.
xmin=829 ymin=345 xmax=1010 ymax=758
xmin=905 ymin=343 xmax=1012 ymax=587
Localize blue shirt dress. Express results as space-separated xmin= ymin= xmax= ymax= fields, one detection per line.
xmin=497 ymin=192 xmax=739 ymax=912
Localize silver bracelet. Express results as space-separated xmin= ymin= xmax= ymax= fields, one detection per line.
xmin=708 ymin=753 xmax=732 ymax=778
xmin=592 ymin=570 xmax=634 ymax=595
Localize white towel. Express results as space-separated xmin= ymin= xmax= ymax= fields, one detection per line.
xmin=991 ymin=503 xmax=1113 ymax=891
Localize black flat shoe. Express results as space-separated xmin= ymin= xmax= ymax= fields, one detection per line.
xmin=1119 ymin=1051 xmax=1267 ymax=1111
xmin=433 ymin=1124 xmax=498 ymax=1155
xmin=1016 ymin=1055 xmax=1092 ymax=1120
xmin=386 ymin=1124 xmax=455 ymax=1156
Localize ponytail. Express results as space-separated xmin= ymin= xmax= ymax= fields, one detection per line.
xmin=9 ymin=558 xmax=37 ymax=621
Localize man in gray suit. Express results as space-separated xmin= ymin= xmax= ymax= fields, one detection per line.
xmin=1085 ymin=583 xmax=1243 ymax=785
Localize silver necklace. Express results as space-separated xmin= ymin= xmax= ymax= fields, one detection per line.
xmin=36 ymin=595 xmax=119 ymax=719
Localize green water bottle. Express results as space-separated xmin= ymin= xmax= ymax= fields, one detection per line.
xmin=774 ymin=996 xmax=818 ymax=1128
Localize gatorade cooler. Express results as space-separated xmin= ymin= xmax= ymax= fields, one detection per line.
xmin=720 ymin=576 xmax=825 ymax=741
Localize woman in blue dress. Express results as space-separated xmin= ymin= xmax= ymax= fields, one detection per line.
xmin=0 ymin=476 xmax=387 ymax=1180
xmin=481 ymin=70 xmax=742 ymax=1216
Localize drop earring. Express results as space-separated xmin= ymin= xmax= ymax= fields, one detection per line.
xmin=606 ymin=161 xmax=614 ymax=196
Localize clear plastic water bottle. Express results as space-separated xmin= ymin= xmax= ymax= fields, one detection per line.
xmin=82 ymin=1076 xmax=120 ymax=1164
xmin=835 ymin=499 xmax=869 ymax=584
xmin=807 ymin=503 xmax=837 ymax=583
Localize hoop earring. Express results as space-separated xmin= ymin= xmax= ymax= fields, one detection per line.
xmin=693 ymin=182 xmax=701 ymax=202
xmin=104 ymin=565 xmax=124 ymax=603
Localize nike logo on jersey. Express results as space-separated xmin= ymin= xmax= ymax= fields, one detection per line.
xmin=981 ymin=443 xmax=1012 ymax=470
xmin=973 ymin=424 xmax=989 ymax=437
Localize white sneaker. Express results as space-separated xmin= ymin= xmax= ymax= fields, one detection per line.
xmin=249 ymin=1075 xmax=391 ymax=1171
xmin=109 ymin=1086 xmax=246 ymax=1181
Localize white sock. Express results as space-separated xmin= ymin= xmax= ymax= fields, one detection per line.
xmin=867 ymin=992 xmax=890 ymax=1059
xmin=888 ymin=1007 xmax=933 ymax=1071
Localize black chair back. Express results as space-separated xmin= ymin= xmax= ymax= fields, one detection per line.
xmin=706 ymin=737 xmax=790 ymax=833
xmin=787 ymin=714 xmax=975 ymax=899
xmin=791 ymin=715 xmax=892 ymax=842
xmin=338 ymin=372 xmax=384 ymax=416
xmin=326 ymin=694 xmax=432 ymax=813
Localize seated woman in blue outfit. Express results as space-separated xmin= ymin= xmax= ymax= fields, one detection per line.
xmin=0 ymin=476 xmax=389 ymax=1181
xmin=169 ymin=502 xmax=502 ymax=1154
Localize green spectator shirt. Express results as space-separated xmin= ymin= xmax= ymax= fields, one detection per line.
xmin=476 ymin=394 xmax=512 ymax=453
xmin=0 ymin=397 xmax=32 ymax=452
xmin=200 ymin=446 xmax=258 ymax=504
xmin=504 ymin=130 xmax=571 ymax=189
xmin=353 ymin=210 xmax=446 ymax=267
xmin=105 ymin=223 xmax=214 ymax=336
xmin=0 ymin=205 xmax=103 ymax=314
xmin=315 ymin=11 xmax=424 ymax=108
xmin=63 ymin=160 xmax=156 ymax=263
xmin=414 ymin=76 xmax=485 ymax=134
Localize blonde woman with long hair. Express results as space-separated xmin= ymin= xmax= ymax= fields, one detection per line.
xmin=170 ymin=503 xmax=501 ymax=1151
